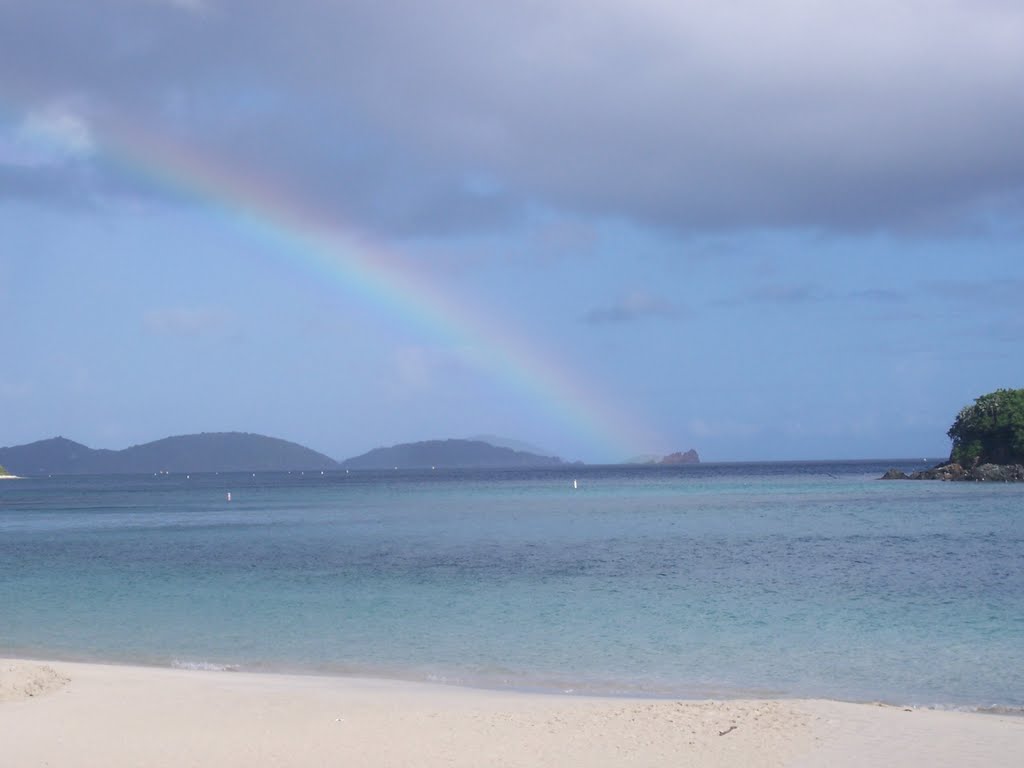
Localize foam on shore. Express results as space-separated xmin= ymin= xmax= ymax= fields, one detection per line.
xmin=0 ymin=661 xmax=69 ymax=701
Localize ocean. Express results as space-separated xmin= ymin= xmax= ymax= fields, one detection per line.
xmin=1 ymin=460 xmax=1022 ymax=710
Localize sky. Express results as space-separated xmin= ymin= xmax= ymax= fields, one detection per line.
xmin=1 ymin=0 xmax=1022 ymax=463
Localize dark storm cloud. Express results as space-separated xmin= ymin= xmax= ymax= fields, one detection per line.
xmin=2 ymin=0 xmax=1024 ymax=235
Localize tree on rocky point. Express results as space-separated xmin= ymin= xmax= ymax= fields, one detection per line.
xmin=947 ymin=388 xmax=1024 ymax=466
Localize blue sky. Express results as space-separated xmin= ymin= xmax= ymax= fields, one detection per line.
xmin=1 ymin=1 xmax=1022 ymax=463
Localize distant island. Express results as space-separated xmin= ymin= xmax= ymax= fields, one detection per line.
xmin=883 ymin=388 xmax=1024 ymax=481
xmin=467 ymin=434 xmax=551 ymax=456
xmin=0 ymin=434 xmax=573 ymax=475
xmin=341 ymin=439 xmax=567 ymax=469
xmin=625 ymin=449 xmax=700 ymax=466
xmin=1 ymin=431 xmax=704 ymax=475
xmin=0 ymin=433 xmax=339 ymax=476
xmin=659 ymin=450 xmax=700 ymax=465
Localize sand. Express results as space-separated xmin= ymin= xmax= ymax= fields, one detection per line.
xmin=1 ymin=658 xmax=1021 ymax=767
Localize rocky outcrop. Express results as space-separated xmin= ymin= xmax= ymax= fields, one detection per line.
xmin=660 ymin=450 xmax=700 ymax=465
xmin=881 ymin=462 xmax=1024 ymax=482
xmin=881 ymin=468 xmax=910 ymax=480
xmin=970 ymin=463 xmax=1024 ymax=482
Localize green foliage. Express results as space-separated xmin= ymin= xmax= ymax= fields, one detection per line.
xmin=0 ymin=465 xmax=8 ymax=476
xmin=948 ymin=388 xmax=1024 ymax=466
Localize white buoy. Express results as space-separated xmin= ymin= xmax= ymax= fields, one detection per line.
xmin=573 ymin=479 xmax=578 ymax=490
xmin=227 ymin=492 xmax=232 ymax=502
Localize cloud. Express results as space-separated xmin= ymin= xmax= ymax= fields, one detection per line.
xmin=688 ymin=418 xmax=763 ymax=440
xmin=0 ymin=104 xmax=96 ymax=203
xmin=966 ymin=317 xmax=1024 ymax=344
xmin=746 ymin=283 xmax=826 ymax=306
xmin=387 ymin=344 xmax=477 ymax=396
xmin=19 ymin=107 xmax=94 ymax=160
xmin=157 ymin=0 xmax=208 ymax=10
xmin=0 ymin=106 xmax=94 ymax=168
xmin=0 ymin=377 xmax=32 ymax=399
xmin=846 ymin=288 xmax=906 ymax=304
xmin=922 ymin=278 xmax=1024 ymax=308
xmin=0 ymin=163 xmax=95 ymax=206
xmin=390 ymin=345 xmax=440 ymax=391
xmin=0 ymin=101 xmax=189 ymax=206
xmin=143 ymin=307 xmax=234 ymax=337
xmin=582 ymin=291 xmax=677 ymax=324
xmin=2 ymin=1 xmax=1024 ymax=234
xmin=717 ymin=282 xmax=909 ymax=307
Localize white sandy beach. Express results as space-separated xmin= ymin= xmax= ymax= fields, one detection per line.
xmin=1 ymin=658 xmax=1021 ymax=767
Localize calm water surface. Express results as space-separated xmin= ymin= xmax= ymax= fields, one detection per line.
xmin=1 ymin=461 xmax=1022 ymax=709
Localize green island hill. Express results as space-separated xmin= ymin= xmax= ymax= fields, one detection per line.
xmin=883 ymin=387 xmax=1024 ymax=481
xmin=0 ymin=433 xmax=577 ymax=475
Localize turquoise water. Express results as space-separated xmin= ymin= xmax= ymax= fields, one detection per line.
xmin=1 ymin=461 xmax=1022 ymax=709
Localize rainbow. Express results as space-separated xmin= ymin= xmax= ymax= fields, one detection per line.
xmin=12 ymin=101 xmax=665 ymax=458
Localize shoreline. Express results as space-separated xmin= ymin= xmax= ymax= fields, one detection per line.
xmin=7 ymin=647 xmax=1020 ymax=714
xmin=3 ymin=657 xmax=1023 ymax=767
